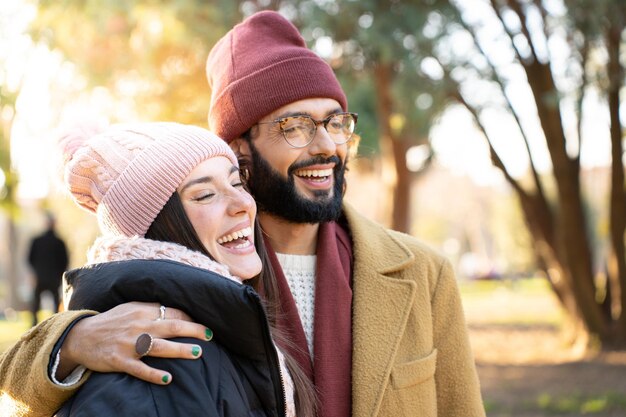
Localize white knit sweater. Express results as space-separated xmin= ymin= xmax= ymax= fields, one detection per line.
xmin=275 ymin=253 xmax=317 ymax=357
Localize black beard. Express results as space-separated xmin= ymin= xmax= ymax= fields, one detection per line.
xmin=246 ymin=140 xmax=345 ymax=224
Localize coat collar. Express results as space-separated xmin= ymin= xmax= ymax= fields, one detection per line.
xmin=343 ymin=203 xmax=418 ymax=416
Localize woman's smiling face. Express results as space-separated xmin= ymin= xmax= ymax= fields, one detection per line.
xmin=177 ymin=156 xmax=261 ymax=279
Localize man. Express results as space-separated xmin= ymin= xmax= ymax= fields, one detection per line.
xmin=27 ymin=213 xmax=69 ymax=326
xmin=0 ymin=11 xmax=484 ymax=417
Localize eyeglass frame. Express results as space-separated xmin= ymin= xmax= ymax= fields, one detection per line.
xmin=256 ymin=112 xmax=358 ymax=149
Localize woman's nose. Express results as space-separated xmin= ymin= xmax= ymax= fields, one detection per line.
xmin=227 ymin=189 xmax=255 ymax=214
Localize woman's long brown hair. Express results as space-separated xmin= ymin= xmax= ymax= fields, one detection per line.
xmin=146 ymin=192 xmax=317 ymax=416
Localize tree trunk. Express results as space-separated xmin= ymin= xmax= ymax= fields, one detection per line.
xmin=391 ymin=139 xmax=412 ymax=233
xmin=524 ymin=60 xmax=609 ymax=340
xmin=373 ymin=62 xmax=412 ymax=233
xmin=606 ymin=18 xmax=626 ymax=343
xmin=453 ymin=0 xmax=624 ymax=349
xmin=507 ymin=176 xmax=589 ymax=345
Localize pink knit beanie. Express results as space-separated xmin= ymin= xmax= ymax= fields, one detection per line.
xmin=206 ymin=10 xmax=347 ymax=143
xmin=60 ymin=122 xmax=238 ymax=237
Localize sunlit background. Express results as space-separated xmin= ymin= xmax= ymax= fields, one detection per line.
xmin=1 ymin=0 xmax=625 ymax=415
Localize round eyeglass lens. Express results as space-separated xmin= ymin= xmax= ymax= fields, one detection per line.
xmin=327 ymin=114 xmax=355 ymax=144
xmin=281 ymin=116 xmax=316 ymax=147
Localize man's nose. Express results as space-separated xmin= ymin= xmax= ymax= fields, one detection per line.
xmin=308 ymin=123 xmax=337 ymax=157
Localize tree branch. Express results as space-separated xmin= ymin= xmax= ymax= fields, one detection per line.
xmin=531 ymin=0 xmax=551 ymax=44
xmin=573 ymin=37 xmax=590 ymax=171
xmin=453 ymin=90 xmax=527 ymax=197
xmin=451 ymin=78 xmax=557 ymax=252
xmin=505 ymin=0 xmax=540 ymax=63
xmin=455 ymin=15 xmax=547 ymax=201
xmin=488 ymin=0 xmax=529 ymax=65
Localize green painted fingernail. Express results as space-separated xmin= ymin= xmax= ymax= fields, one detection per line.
xmin=205 ymin=328 xmax=213 ymax=341
xmin=162 ymin=374 xmax=170 ymax=384
xmin=191 ymin=346 xmax=201 ymax=357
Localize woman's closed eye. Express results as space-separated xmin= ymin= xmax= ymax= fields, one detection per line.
xmin=193 ymin=193 xmax=215 ymax=202
xmin=192 ymin=182 xmax=243 ymax=202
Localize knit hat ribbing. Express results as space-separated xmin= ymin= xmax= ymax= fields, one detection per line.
xmin=206 ymin=10 xmax=347 ymax=143
xmin=61 ymin=122 xmax=238 ymax=238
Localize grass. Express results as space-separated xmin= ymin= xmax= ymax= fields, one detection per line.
xmin=483 ymin=393 xmax=626 ymax=416
xmin=459 ymin=276 xmax=552 ymax=297
xmin=536 ymin=392 xmax=626 ymax=414
xmin=460 ymin=277 xmax=565 ymax=327
xmin=0 ymin=278 xmax=560 ymax=353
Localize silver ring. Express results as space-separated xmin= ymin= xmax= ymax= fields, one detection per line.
xmin=157 ymin=305 xmax=166 ymax=321
xmin=135 ymin=333 xmax=154 ymax=357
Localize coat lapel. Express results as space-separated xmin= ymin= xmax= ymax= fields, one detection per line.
xmin=343 ymin=204 xmax=418 ymax=417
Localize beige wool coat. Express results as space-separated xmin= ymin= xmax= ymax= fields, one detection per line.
xmin=0 ymin=203 xmax=485 ymax=417
xmin=344 ymin=203 xmax=485 ymax=417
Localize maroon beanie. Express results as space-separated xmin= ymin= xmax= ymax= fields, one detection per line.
xmin=206 ymin=10 xmax=347 ymax=143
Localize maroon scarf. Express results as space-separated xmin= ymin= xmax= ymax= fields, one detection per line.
xmin=265 ymin=221 xmax=353 ymax=417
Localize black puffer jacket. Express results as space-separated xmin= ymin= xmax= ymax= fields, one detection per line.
xmin=55 ymin=259 xmax=286 ymax=417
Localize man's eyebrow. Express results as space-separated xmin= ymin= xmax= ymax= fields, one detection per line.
xmin=178 ymin=165 xmax=239 ymax=194
xmin=274 ymin=107 xmax=344 ymax=120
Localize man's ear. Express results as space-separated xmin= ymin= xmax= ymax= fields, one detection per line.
xmin=230 ymin=137 xmax=251 ymax=159
xmin=231 ymin=137 xmax=252 ymax=184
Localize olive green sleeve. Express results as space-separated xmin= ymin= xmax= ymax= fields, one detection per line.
xmin=0 ymin=310 xmax=96 ymax=417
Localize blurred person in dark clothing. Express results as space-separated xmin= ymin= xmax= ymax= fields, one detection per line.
xmin=27 ymin=212 xmax=69 ymax=326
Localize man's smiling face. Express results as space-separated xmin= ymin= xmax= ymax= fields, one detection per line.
xmin=236 ymin=98 xmax=350 ymax=224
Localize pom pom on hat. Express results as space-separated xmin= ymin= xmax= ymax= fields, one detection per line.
xmin=61 ymin=122 xmax=237 ymax=237
xmin=57 ymin=121 xmax=110 ymax=213
xmin=58 ymin=121 xmax=107 ymax=166
xmin=206 ymin=10 xmax=347 ymax=142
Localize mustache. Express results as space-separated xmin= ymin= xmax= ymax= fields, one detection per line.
xmin=288 ymin=155 xmax=342 ymax=175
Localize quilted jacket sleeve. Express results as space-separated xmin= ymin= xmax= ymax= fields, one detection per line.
xmin=55 ymin=338 xmax=228 ymax=417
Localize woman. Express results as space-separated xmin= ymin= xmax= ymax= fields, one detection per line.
xmin=53 ymin=122 xmax=314 ymax=416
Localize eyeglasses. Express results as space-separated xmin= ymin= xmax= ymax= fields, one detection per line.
xmin=258 ymin=112 xmax=358 ymax=148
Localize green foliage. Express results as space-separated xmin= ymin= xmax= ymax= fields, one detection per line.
xmin=336 ymin=72 xmax=378 ymax=154
xmin=31 ymin=0 xmax=243 ymax=125
xmin=30 ymin=0 xmax=464 ymax=154
xmin=288 ymin=0 xmax=458 ymax=145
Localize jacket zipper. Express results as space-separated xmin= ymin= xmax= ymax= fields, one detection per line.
xmin=277 ymin=352 xmax=288 ymax=417
xmin=249 ymin=288 xmax=287 ymax=417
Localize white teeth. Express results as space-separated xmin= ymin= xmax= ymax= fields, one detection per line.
xmin=217 ymin=226 xmax=252 ymax=244
xmin=295 ymin=168 xmax=333 ymax=178
xmin=232 ymin=240 xmax=252 ymax=249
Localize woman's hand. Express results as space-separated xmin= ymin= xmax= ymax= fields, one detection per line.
xmin=57 ymin=302 xmax=212 ymax=384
